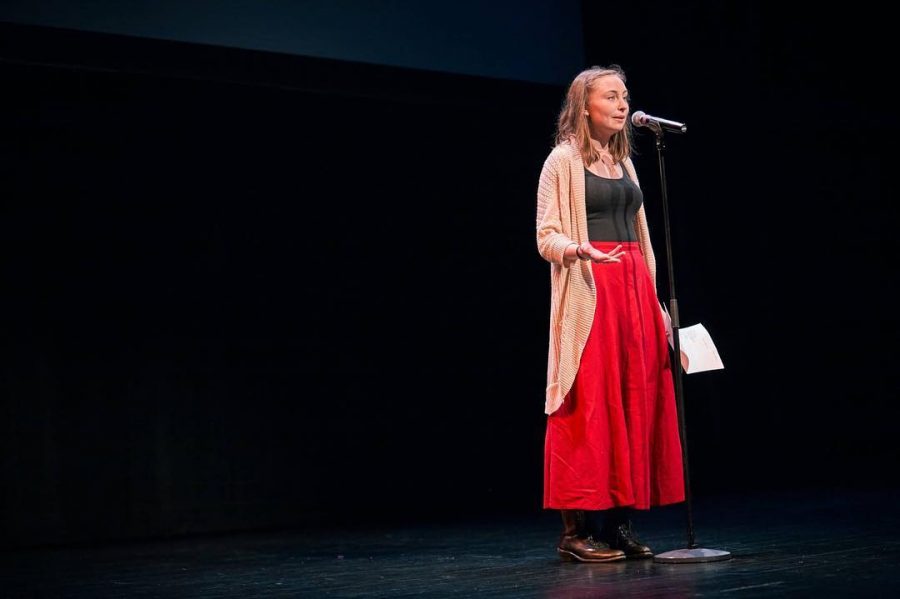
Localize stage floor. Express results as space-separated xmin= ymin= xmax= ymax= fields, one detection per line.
xmin=3 ymin=488 xmax=899 ymax=597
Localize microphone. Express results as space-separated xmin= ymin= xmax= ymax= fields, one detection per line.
xmin=631 ymin=110 xmax=687 ymax=134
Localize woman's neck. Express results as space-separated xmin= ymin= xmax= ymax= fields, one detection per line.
xmin=589 ymin=137 xmax=611 ymax=152
xmin=588 ymin=137 xmax=616 ymax=168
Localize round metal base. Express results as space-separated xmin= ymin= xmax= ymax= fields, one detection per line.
xmin=653 ymin=548 xmax=732 ymax=563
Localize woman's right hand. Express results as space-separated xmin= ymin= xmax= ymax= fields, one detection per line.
xmin=579 ymin=242 xmax=625 ymax=263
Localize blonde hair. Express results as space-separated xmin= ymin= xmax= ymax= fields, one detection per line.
xmin=555 ymin=65 xmax=633 ymax=166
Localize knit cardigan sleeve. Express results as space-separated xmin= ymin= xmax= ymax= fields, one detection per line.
xmin=536 ymin=149 xmax=578 ymax=267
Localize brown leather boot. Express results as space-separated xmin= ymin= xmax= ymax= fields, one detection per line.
xmin=557 ymin=510 xmax=626 ymax=563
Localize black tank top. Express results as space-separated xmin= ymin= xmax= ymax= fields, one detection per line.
xmin=584 ymin=166 xmax=643 ymax=241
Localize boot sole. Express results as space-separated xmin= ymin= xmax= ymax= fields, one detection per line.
xmin=557 ymin=548 xmax=626 ymax=563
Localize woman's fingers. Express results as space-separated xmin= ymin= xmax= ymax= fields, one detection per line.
xmin=584 ymin=244 xmax=628 ymax=263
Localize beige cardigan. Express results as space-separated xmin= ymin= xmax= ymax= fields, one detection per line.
xmin=536 ymin=141 xmax=657 ymax=415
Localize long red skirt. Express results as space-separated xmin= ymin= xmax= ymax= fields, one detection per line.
xmin=544 ymin=241 xmax=685 ymax=510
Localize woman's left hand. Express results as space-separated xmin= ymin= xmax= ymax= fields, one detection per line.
xmin=583 ymin=243 xmax=625 ymax=263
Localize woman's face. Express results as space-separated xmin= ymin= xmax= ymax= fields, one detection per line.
xmin=585 ymin=75 xmax=629 ymax=141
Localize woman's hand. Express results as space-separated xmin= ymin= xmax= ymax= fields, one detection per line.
xmin=578 ymin=242 xmax=625 ymax=263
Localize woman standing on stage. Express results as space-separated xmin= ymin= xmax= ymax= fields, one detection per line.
xmin=536 ymin=65 xmax=685 ymax=563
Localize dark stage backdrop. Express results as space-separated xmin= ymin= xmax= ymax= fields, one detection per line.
xmin=0 ymin=0 xmax=583 ymax=85
xmin=1 ymin=2 xmax=896 ymax=549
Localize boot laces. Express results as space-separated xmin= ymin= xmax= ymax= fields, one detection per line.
xmin=585 ymin=535 xmax=610 ymax=549
xmin=617 ymin=523 xmax=641 ymax=544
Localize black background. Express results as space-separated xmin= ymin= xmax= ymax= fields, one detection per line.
xmin=1 ymin=1 xmax=896 ymax=549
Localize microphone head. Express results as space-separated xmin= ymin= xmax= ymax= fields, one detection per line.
xmin=630 ymin=111 xmax=647 ymax=126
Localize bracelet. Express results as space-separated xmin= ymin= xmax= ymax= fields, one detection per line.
xmin=575 ymin=245 xmax=585 ymax=260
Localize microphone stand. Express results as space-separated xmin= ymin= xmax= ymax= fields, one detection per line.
xmin=644 ymin=123 xmax=731 ymax=564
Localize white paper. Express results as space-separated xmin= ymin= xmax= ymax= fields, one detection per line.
xmin=659 ymin=303 xmax=723 ymax=373
xmin=676 ymin=323 xmax=724 ymax=374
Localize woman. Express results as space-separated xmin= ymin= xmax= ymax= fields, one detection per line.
xmin=536 ymin=65 xmax=685 ymax=563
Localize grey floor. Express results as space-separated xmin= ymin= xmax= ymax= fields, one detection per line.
xmin=2 ymin=488 xmax=899 ymax=598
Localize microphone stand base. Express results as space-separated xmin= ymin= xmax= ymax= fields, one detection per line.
xmin=653 ymin=547 xmax=733 ymax=563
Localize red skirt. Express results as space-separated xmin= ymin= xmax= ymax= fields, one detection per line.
xmin=544 ymin=241 xmax=685 ymax=510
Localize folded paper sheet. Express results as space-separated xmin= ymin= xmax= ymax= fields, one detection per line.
xmin=660 ymin=303 xmax=725 ymax=374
